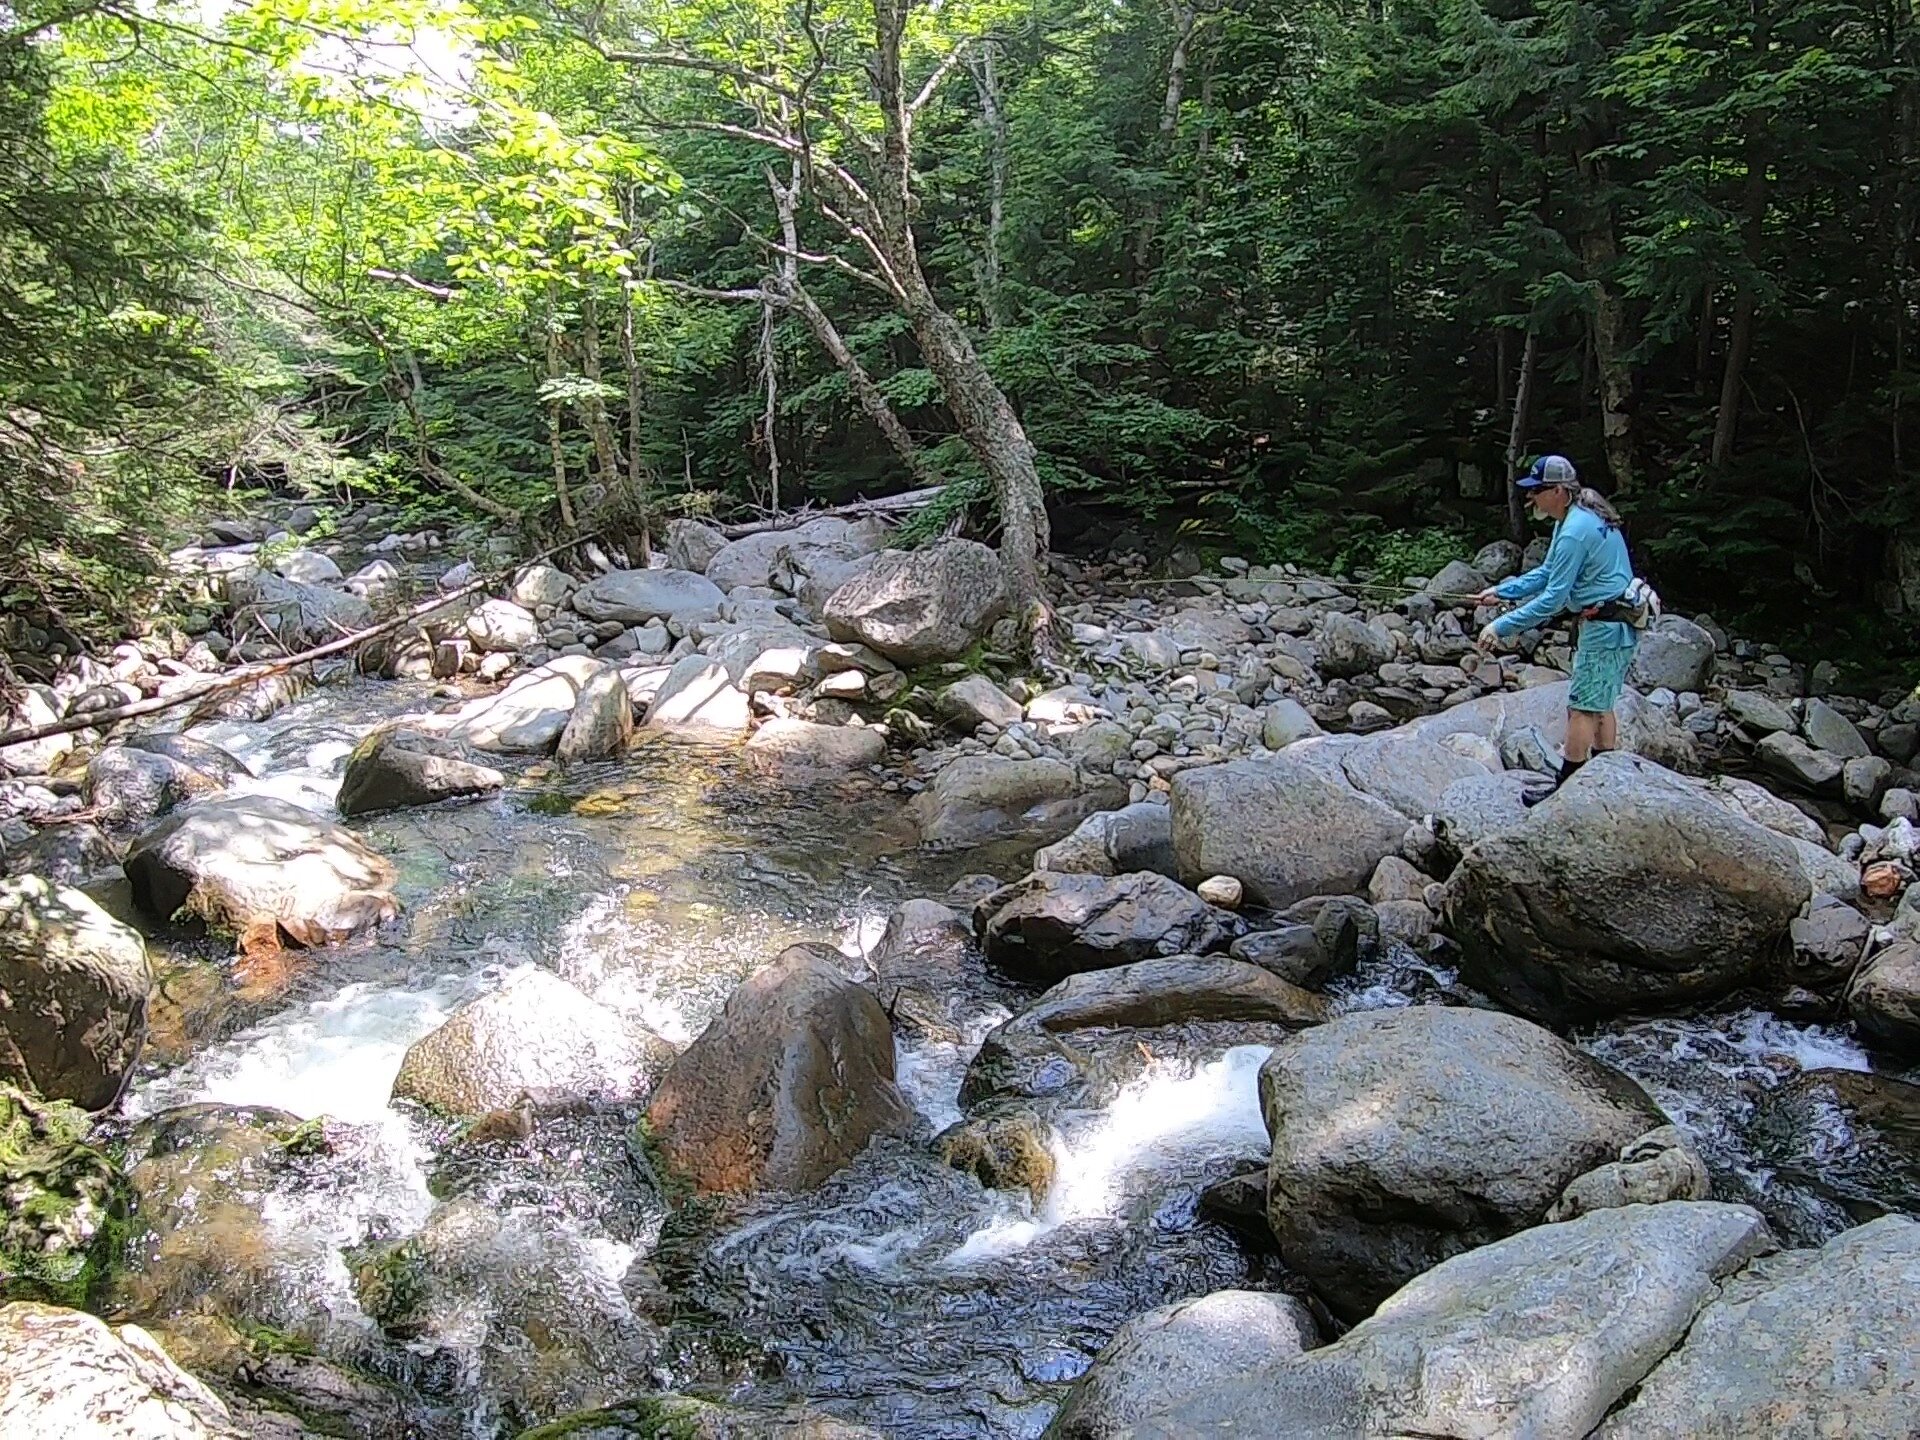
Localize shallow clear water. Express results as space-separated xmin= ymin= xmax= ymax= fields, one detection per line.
xmin=114 ymin=676 xmax=1918 ymax=1436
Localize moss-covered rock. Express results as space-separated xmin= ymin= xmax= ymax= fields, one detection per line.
xmin=0 ymin=1083 xmax=128 ymax=1306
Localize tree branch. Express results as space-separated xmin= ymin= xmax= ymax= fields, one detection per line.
xmin=909 ymin=39 xmax=975 ymax=115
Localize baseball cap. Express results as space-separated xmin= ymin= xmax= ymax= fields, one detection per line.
xmin=1516 ymin=455 xmax=1577 ymax=489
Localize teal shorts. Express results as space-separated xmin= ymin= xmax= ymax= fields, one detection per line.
xmin=1569 ymin=628 xmax=1638 ymax=713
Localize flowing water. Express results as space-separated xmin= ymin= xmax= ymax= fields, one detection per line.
xmin=115 ymin=676 xmax=1918 ymax=1437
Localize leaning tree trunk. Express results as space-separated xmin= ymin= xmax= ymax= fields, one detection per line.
xmin=1505 ymin=328 xmax=1539 ymax=542
xmin=791 ymin=284 xmax=941 ymax=488
xmin=544 ymin=304 xmax=576 ymax=531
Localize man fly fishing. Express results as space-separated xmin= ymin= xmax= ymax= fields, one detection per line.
xmin=1475 ymin=454 xmax=1652 ymax=799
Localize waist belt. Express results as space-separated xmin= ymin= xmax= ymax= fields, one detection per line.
xmin=1578 ymin=598 xmax=1638 ymax=624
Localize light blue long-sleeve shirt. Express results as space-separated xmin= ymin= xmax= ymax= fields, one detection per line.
xmin=1493 ymin=504 xmax=1635 ymax=648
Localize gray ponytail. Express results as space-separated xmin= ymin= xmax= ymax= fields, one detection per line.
xmin=1575 ymin=487 xmax=1622 ymax=526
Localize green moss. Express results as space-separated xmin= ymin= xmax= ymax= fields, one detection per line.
xmin=269 ymin=1117 xmax=331 ymax=1157
xmin=347 ymin=1235 xmax=430 ymax=1339
xmin=0 ymin=1085 xmax=130 ymax=1308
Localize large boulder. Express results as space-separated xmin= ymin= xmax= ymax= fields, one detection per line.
xmin=908 ymin=755 xmax=1085 ymax=848
xmin=509 ymin=562 xmax=576 ymax=609
xmin=272 ymin=548 xmax=341 ymax=586
xmin=1442 ymin=752 xmax=1809 ymax=1025
xmin=1338 ymin=733 xmax=1490 ymax=819
xmin=642 ymin=656 xmax=752 ymax=738
xmin=1260 ymin=1005 xmax=1665 ymax=1316
xmin=1045 ymin=1290 xmax=1319 ymax=1440
xmin=86 ymin=741 xmax=237 ymax=830
xmin=936 ymin=675 xmax=1024 ymax=731
xmin=0 ymin=877 xmax=151 ymax=1109
xmin=556 ymin=667 xmax=633 ymax=763
xmin=644 ymin=948 xmax=914 ymax=1194
xmin=392 ymin=969 xmax=673 ymax=1117
xmin=662 ymin=519 xmax=729 ymax=575
xmin=976 ymin=871 xmax=1235 ymax=985
xmin=224 ymin=570 xmax=372 ymax=650
xmin=1848 ymin=938 xmax=1920 ymax=1055
xmin=743 ymin=718 xmax=885 ymax=772
xmin=773 ymin=542 xmax=877 ymax=616
xmin=336 ymin=727 xmax=504 ymax=817
xmin=1399 ymin=680 xmax=1690 ymax=770
xmin=822 ymin=539 xmax=1008 ymax=665
xmin=0 ymin=1302 xmax=244 ymax=1439
xmin=1595 ymin=1215 xmax=1920 ymax=1439
xmin=1630 ymin=614 xmax=1716 ymax=693
xmin=705 ymin=530 xmax=798 ymax=592
xmin=446 ymin=655 xmax=611 ymax=753
xmin=0 ymin=688 xmax=71 ymax=776
xmin=124 ymin=795 xmax=398 ymax=945
xmin=1109 ymin=1202 xmax=1774 ymax=1438
xmin=571 ymin=569 xmax=725 ymax=627
xmin=1755 ymin=731 xmax=1845 ymax=795
xmin=1170 ymin=754 xmax=1409 ymax=908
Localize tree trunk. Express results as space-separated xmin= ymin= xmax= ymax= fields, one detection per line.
xmin=618 ymin=281 xmax=652 ymax=563
xmin=758 ymin=297 xmax=781 ymax=513
xmin=1695 ymin=270 xmax=1716 ymax=392
xmin=1577 ymin=149 xmax=1637 ymax=492
xmin=969 ymin=41 xmax=1008 ymax=330
xmin=871 ymin=0 xmax=1054 ymax=655
xmin=391 ymin=349 xmax=520 ymax=523
xmin=1711 ymin=147 xmax=1770 ymax=469
xmin=1505 ymin=328 xmax=1539 ymax=543
xmin=578 ymin=296 xmax=621 ymax=505
xmin=545 ymin=303 xmax=575 ymax=531
xmin=791 ymin=284 xmax=940 ymax=487
xmin=1132 ymin=2 xmax=1200 ymax=276
xmin=1192 ymin=49 xmax=1216 ymax=215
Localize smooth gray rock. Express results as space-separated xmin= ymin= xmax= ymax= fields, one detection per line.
xmin=1339 ymin=733 xmax=1488 ymax=820
xmin=556 ymin=665 xmax=634 ymax=762
xmin=571 ymin=568 xmax=725 ymax=626
xmin=1845 ymin=754 xmax=1894 ymax=812
xmin=336 ymin=727 xmax=504 ymax=816
xmin=1423 ymin=559 xmax=1486 ymax=597
xmin=661 ymin=518 xmax=728 ymax=575
xmin=704 ymin=530 xmax=798 ymax=592
xmin=1756 ymin=731 xmax=1845 ymax=795
xmin=392 ymin=969 xmax=672 ymax=1116
xmin=964 ymin=954 xmax=1325 ymax=1106
xmin=1033 ymin=803 xmax=1177 ymax=879
xmin=1045 ymin=1290 xmax=1319 ymax=1440
xmin=1789 ymin=896 xmax=1871 ymax=985
xmin=976 ymin=871 xmax=1235 ymax=985
xmin=86 ymin=744 xmax=233 ymax=830
xmin=0 ymin=1302 xmax=244 ymax=1439
xmin=464 ymin=598 xmax=538 ymax=653
xmin=446 ymin=654 xmax=612 ymax=753
xmin=1399 ymin=681 xmax=1691 ymax=772
xmin=908 ymin=756 xmax=1081 ymax=848
xmin=743 ymin=718 xmax=885 ymax=772
xmin=1803 ymin=697 xmax=1870 ymax=759
xmin=125 ymin=795 xmax=397 ymax=946
xmin=1848 ymin=939 xmax=1920 ymax=1055
xmin=1260 ymin=698 xmax=1322 ymax=750
xmin=1261 ymin=1005 xmax=1665 ymax=1315
xmin=937 ymin=675 xmax=1023 ymax=730
xmin=1545 ymin=1124 xmax=1711 ymax=1222
xmin=822 ymin=539 xmax=1008 ymax=665
xmin=1692 ymin=772 xmax=1827 ymax=847
xmin=1108 ymin=1202 xmax=1775 ymax=1440
xmin=1630 ymin=615 xmax=1716 ymax=693
xmin=642 ymin=656 xmax=751 ymax=737
xmin=1431 ymin=770 xmax=1538 ymax=853
xmin=1595 ymin=1215 xmax=1920 ymax=1439
xmin=272 ymin=548 xmax=342 ymax=586
xmin=224 ymin=570 xmax=372 ymax=651
xmin=1170 ymin=754 xmax=1409 ymax=908
xmin=1442 ymin=753 xmax=1808 ymax=1025
xmin=0 ymin=877 xmax=151 ymax=1109
xmin=509 ymin=562 xmax=575 ymax=608
xmin=1725 ymin=689 xmax=1798 ymax=736
xmin=1472 ymin=540 xmax=1522 ymax=582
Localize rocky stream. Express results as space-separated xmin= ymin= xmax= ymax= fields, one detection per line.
xmin=1 ymin=502 xmax=1918 ymax=1438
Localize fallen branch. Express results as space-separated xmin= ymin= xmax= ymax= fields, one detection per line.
xmin=0 ymin=535 xmax=598 ymax=751
xmin=715 ymin=486 xmax=944 ymax=536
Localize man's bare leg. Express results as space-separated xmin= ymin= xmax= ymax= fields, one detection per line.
xmin=1564 ymin=709 xmax=1601 ymax=764
xmin=1594 ymin=708 xmax=1619 ymax=753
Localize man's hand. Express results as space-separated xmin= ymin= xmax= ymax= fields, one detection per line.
xmin=1476 ymin=622 xmax=1502 ymax=653
xmin=1474 ymin=588 xmax=1501 ymax=607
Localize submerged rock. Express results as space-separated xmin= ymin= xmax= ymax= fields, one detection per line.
xmin=0 ymin=1302 xmax=244 ymax=1439
xmin=1595 ymin=1215 xmax=1920 ymax=1438
xmin=87 ymin=740 xmax=239 ymax=831
xmin=392 ymin=970 xmax=673 ymax=1117
xmin=515 ymin=1394 xmax=883 ymax=1439
xmin=125 ymin=795 xmax=398 ymax=945
xmin=1442 ymin=752 xmax=1808 ymax=1025
xmin=0 ymin=876 xmax=151 ymax=1108
xmin=336 ymin=727 xmax=504 ymax=817
xmin=644 ymin=948 xmax=914 ymax=1194
xmin=822 ymin=538 xmax=1008 ymax=664
xmin=1260 ymin=1005 xmax=1664 ymax=1316
xmin=976 ymin=871 xmax=1236 ymax=985
xmin=1090 ymin=1202 xmax=1774 ymax=1437
xmin=1747 ymin=1068 xmax=1920 ymax=1228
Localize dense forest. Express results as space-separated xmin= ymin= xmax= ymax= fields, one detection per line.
xmin=5 ymin=0 xmax=1919 ymax=670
